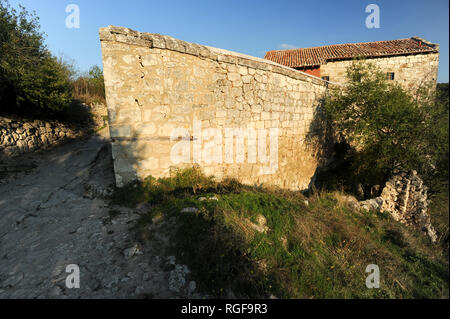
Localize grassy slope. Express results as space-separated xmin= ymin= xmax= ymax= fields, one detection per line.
xmin=112 ymin=168 xmax=449 ymax=299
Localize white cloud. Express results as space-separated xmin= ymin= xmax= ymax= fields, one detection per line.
xmin=278 ymin=43 xmax=297 ymax=50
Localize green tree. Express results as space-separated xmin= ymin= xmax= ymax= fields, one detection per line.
xmin=72 ymin=65 xmax=105 ymax=104
xmin=0 ymin=0 xmax=73 ymax=115
xmin=324 ymin=60 xmax=447 ymax=187
xmin=87 ymin=65 xmax=105 ymax=99
xmin=427 ymin=83 xmax=449 ymax=190
xmin=24 ymin=55 xmax=74 ymax=111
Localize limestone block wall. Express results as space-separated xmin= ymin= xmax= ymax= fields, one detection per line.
xmin=99 ymin=26 xmax=329 ymax=190
xmin=320 ymin=52 xmax=439 ymax=92
xmin=88 ymin=103 xmax=109 ymax=128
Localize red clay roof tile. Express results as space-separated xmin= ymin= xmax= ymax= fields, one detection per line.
xmin=264 ymin=37 xmax=439 ymax=68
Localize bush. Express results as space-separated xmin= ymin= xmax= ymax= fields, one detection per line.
xmin=323 ymin=61 xmax=448 ymax=189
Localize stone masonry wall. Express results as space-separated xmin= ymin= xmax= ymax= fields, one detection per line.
xmin=0 ymin=116 xmax=85 ymax=163
xmin=99 ymin=26 xmax=329 ymax=189
xmin=87 ymin=102 xmax=109 ymax=129
xmin=320 ymin=52 xmax=439 ymax=92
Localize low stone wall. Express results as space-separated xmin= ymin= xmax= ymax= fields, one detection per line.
xmin=100 ymin=26 xmax=331 ymax=190
xmin=0 ymin=116 xmax=86 ymax=162
xmin=88 ymin=103 xmax=109 ymax=129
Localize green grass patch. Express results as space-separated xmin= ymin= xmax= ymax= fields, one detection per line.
xmin=112 ymin=168 xmax=449 ymax=299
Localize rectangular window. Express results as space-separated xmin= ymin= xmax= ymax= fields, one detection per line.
xmin=386 ymin=72 xmax=395 ymax=80
xmin=321 ymin=76 xmax=330 ymax=81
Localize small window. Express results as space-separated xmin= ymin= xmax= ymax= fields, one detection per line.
xmin=386 ymin=72 xmax=395 ymax=80
xmin=321 ymin=76 xmax=330 ymax=81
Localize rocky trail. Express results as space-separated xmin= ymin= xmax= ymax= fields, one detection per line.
xmin=0 ymin=130 xmax=201 ymax=299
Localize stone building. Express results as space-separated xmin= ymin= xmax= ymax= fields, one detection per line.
xmin=264 ymin=37 xmax=440 ymax=91
xmin=99 ymin=26 xmax=440 ymax=190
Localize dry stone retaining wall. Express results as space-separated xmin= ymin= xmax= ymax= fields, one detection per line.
xmin=0 ymin=116 xmax=85 ymax=162
xmin=100 ymin=26 xmax=330 ymax=189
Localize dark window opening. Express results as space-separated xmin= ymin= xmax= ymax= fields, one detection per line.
xmin=386 ymin=72 xmax=395 ymax=80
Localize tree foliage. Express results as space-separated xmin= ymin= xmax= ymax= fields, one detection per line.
xmin=430 ymin=83 xmax=450 ymax=189
xmin=72 ymin=65 xmax=106 ymax=105
xmin=0 ymin=0 xmax=74 ymax=115
xmin=324 ymin=61 xmax=448 ymax=188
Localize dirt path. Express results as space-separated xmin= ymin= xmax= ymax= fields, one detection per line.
xmin=0 ymin=130 xmax=200 ymax=299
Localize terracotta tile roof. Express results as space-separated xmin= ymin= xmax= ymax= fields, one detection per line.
xmin=264 ymin=37 xmax=439 ymax=68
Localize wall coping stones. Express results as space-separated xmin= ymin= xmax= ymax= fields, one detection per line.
xmin=99 ymin=25 xmax=338 ymax=87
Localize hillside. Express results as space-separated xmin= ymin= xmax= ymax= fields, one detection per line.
xmin=113 ymin=168 xmax=449 ymax=299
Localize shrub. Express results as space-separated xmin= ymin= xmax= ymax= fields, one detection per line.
xmin=323 ymin=61 xmax=448 ymax=188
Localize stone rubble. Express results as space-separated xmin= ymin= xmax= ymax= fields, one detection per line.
xmin=249 ymin=214 xmax=269 ymax=234
xmin=360 ymin=170 xmax=438 ymax=242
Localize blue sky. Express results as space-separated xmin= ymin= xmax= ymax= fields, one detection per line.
xmin=9 ymin=0 xmax=449 ymax=82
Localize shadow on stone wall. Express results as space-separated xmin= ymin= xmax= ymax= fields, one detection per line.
xmin=111 ymin=96 xmax=338 ymax=191
xmin=304 ymin=96 xmax=338 ymax=190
